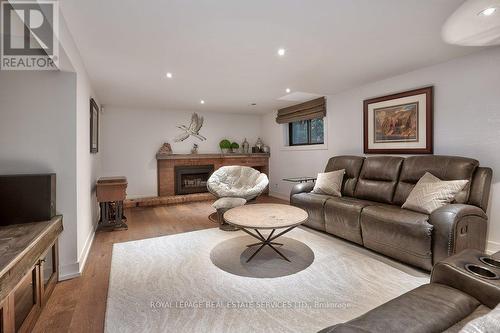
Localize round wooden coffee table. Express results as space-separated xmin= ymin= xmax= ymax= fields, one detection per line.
xmin=224 ymin=204 xmax=308 ymax=262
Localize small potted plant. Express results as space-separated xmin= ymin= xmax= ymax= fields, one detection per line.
xmin=219 ymin=139 xmax=231 ymax=154
xmin=230 ymin=142 xmax=240 ymax=153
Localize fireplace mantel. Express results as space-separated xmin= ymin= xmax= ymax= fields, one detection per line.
xmin=156 ymin=153 xmax=270 ymax=160
xmin=156 ymin=153 xmax=270 ymax=197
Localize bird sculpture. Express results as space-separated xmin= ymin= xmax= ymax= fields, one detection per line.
xmin=174 ymin=113 xmax=207 ymax=142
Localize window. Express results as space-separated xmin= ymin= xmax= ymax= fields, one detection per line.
xmin=289 ymin=118 xmax=324 ymax=146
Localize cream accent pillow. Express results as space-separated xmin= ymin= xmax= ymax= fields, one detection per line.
xmin=312 ymin=169 xmax=345 ymax=197
xmin=402 ymin=172 xmax=469 ymax=214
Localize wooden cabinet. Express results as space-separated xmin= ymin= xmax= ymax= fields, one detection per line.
xmin=0 ymin=217 xmax=62 ymax=333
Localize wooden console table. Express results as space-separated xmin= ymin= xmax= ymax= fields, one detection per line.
xmin=0 ymin=216 xmax=63 ymax=333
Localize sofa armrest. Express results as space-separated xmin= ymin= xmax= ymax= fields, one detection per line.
xmin=429 ymin=204 xmax=488 ymax=264
xmin=431 ymin=249 xmax=500 ymax=308
xmin=290 ymin=182 xmax=315 ymax=201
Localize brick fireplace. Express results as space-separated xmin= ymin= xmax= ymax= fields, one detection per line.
xmin=156 ymin=153 xmax=270 ymax=197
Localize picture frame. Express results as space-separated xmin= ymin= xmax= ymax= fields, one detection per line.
xmin=363 ymin=86 xmax=433 ymax=154
xmin=90 ymin=98 xmax=99 ymax=154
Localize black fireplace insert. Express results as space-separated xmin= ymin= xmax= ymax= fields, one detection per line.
xmin=174 ymin=165 xmax=214 ymax=195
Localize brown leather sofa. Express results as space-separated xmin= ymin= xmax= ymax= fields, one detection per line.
xmin=319 ymin=249 xmax=500 ymax=333
xmin=290 ymin=156 xmax=492 ymax=270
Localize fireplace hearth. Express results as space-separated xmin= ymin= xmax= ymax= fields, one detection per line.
xmin=175 ymin=165 xmax=214 ymax=195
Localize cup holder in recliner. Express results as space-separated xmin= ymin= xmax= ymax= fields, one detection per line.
xmin=465 ymin=264 xmax=500 ymax=280
xmin=479 ymin=256 xmax=500 ymax=269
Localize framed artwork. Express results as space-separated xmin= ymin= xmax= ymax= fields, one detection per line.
xmin=90 ymin=98 xmax=99 ymax=153
xmin=363 ymin=86 xmax=433 ymax=154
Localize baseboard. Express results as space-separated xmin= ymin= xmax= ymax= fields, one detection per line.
xmin=486 ymin=240 xmax=500 ymax=254
xmin=59 ymin=262 xmax=80 ymax=280
xmin=59 ymin=222 xmax=97 ymax=281
xmin=269 ymin=191 xmax=290 ymax=202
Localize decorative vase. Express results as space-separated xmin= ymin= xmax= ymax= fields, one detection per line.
xmin=221 ymin=148 xmax=230 ymax=154
xmin=242 ymin=138 xmax=249 ymax=153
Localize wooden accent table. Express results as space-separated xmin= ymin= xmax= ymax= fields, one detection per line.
xmin=224 ymin=204 xmax=308 ymax=262
xmin=96 ymin=177 xmax=128 ymax=230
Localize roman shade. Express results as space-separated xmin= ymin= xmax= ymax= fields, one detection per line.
xmin=276 ymin=97 xmax=326 ymax=124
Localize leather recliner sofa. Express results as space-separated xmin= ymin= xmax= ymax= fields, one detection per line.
xmin=290 ymin=155 xmax=492 ymax=270
xmin=319 ymin=249 xmax=500 ymax=333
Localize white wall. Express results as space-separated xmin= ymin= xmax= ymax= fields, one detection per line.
xmin=58 ymin=14 xmax=101 ymax=279
xmin=262 ymin=47 xmax=500 ymax=252
xmin=0 ymin=71 xmax=79 ymax=274
xmin=100 ymin=107 xmax=262 ymax=198
xmin=0 ymin=14 xmax=100 ymax=280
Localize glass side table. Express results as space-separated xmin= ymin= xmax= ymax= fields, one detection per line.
xmin=282 ymin=177 xmax=316 ymax=183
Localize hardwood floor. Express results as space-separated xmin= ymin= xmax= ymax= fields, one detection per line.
xmin=32 ymin=196 xmax=286 ymax=333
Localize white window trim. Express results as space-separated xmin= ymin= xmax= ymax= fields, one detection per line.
xmin=280 ymin=116 xmax=328 ymax=151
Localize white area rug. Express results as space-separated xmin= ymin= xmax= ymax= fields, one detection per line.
xmin=105 ymin=227 xmax=429 ymax=333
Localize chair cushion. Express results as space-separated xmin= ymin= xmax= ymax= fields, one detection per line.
xmin=207 ymin=166 xmax=269 ymax=200
xmin=324 ymin=156 xmax=365 ymax=197
xmin=212 ymin=197 xmax=247 ymax=210
xmin=324 ymin=197 xmax=375 ymax=245
xmin=312 ymin=169 xmax=345 ymax=197
xmin=360 ymin=205 xmax=433 ymax=270
xmin=443 ymin=305 xmax=491 ymax=333
xmin=291 ymin=193 xmax=330 ymax=231
xmin=354 ymin=156 xmax=404 ymax=204
xmin=319 ymin=283 xmax=481 ymax=333
xmin=393 ymin=155 xmax=478 ymax=206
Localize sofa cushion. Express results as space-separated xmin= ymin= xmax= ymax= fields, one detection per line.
xmin=354 ymin=156 xmax=404 ymax=204
xmin=319 ymin=283 xmax=481 ymax=333
xmin=402 ymin=172 xmax=469 ymax=214
xmin=290 ymin=193 xmax=330 ymax=231
xmin=324 ymin=156 xmax=365 ymax=197
xmin=443 ymin=305 xmax=491 ymax=333
xmin=312 ymin=169 xmax=345 ymax=197
xmin=360 ymin=205 xmax=433 ymax=270
xmin=324 ymin=197 xmax=375 ymax=245
xmin=393 ymin=156 xmax=479 ymax=206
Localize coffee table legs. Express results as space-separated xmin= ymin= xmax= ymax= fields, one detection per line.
xmin=239 ymin=226 xmax=297 ymax=263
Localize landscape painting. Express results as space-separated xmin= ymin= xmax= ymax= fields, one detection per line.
xmin=363 ymin=86 xmax=433 ymax=154
xmin=374 ymin=102 xmax=418 ymax=143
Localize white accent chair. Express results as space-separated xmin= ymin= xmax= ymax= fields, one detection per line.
xmin=207 ymin=166 xmax=269 ymax=230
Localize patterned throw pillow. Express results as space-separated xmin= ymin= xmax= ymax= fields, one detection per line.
xmin=402 ymin=172 xmax=469 ymax=214
xmin=312 ymin=169 xmax=345 ymax=197
xmin=459 ymin=303 xmax=500 ymax=333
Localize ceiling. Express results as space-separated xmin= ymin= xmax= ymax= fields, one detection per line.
xmin=59 ymin=0 xmax=480 ymax=114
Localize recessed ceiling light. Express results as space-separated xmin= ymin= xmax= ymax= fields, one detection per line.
xmin=277 ymin=48 xmax=286 ymax=56
xmin=200 ymin=100 xmax=205 ymax=104
xmin=478 ymin=7 xmax=496 ymax=16
xmin=285 ymin=88 xmax=291 ymax=93
xmin=166 ymin=72 xmax=173 ymax=78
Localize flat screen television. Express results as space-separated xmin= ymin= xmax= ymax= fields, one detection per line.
xmin=0 ymin=174 xmax=56 ymax=225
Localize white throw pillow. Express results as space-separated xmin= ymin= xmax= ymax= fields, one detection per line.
xmin=402 ymin=172 xmax=469 ymax=214
xmin=312 ymin=169 xmax=345 ymax=197
xmin=459 ymin=303 xmax=500 ymax=333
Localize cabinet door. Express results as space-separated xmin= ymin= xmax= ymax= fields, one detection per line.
xmin=0 ymin=297 xmax=14 ymax=333
xmin=40 ymin=242 xmax=58 ymax=305
xmin=13 ymin=267 xmax=40 ymax=333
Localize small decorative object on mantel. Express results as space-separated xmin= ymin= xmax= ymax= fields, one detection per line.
xmin=364 ymin=86 xmax=433 ymax=154
xmin=242 ymin=138 xmax=249 ymax=153
xmin=230 ymin=142 xmax=239 ymax=153
xmin=261 ymin=145 xmax=270 ymax=153
xmin=157 ymin=142 xmax=173 ymax=156
xmin=174 ymin=113 xmax=207 ymax=142
xmin=255 ymin=137 xmax=264 ymax=151
xmin=219 ymin=139 xmax=231 ymax=153
xmin=191 ymin=143 xmax=199 ymax=154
